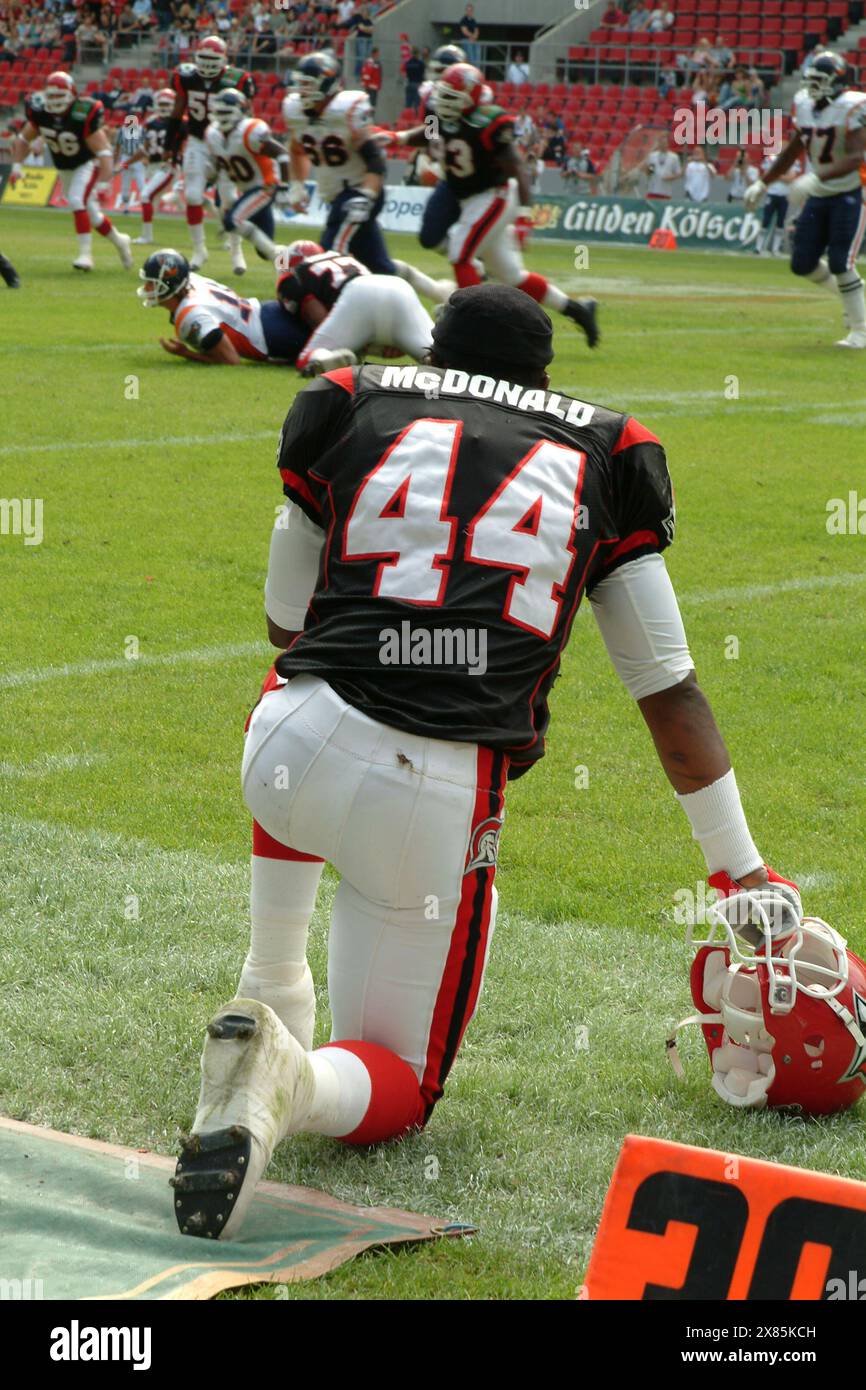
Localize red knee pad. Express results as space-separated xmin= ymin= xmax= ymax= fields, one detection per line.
xmin=187 ymin=204 xmax=204 ymax=226
xmin=323 ymin=1041 xmax=426 ymax=1145
xmin=96 ymin=216 xmax=112 ymax=237
xmin=454 ymin=260 xmax=482 ymax=288
xmin=518 ymin=272 xmax=548 ymax=302
xmin=142 ymin=201 xmax=153 ymax=224
xmin=73 ymin=210 xmax=90 ymax=234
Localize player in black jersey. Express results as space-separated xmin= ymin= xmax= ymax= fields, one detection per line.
xmin=397 ymin=63 xmax=599 ymax=346
xmin=125 ymin=88 xmax=177 ymax=245
xmin=174 ymin=284 xmax=799 ymax=1242
xmin=11 ymin=71 xmax=132 ymax=271
xmin=166 ymin=34 xmax=256 ymax=269
xmin=0 ymin=254 xmax=19 ymax=288
xmin=275 ymin=239 xmax=434 ymax=375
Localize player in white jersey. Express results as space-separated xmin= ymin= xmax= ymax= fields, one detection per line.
xmin=206 ymin=90 xmax=290 ymax=269
xmin=746 ymin=51 xmax=866 ymax=347
xmin=282 ymin=50 xmax=451 ymax=302
xmin=137 ymin=247 xmax=308 ymax=364
xmin=754 ymin=145 xmax=802 ymax=256
xmin=274 ymin=240 xmax=435 ymax=375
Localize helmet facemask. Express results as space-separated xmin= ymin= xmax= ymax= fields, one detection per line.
xmin=195 ymin=37 xmax=228 ymax=80
xmin=44 ymin=74 xmax=76 ymax=114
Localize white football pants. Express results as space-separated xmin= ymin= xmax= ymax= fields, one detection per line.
xmin=295 ymin=275 xmax=434 ymax=371
xmin=181 ymin=135 xmax=211 ymax=206
xmin=241 ymin=672 xmax=505 ymax=1112
xmin=448 ymin=181 xmax=524 ymax=283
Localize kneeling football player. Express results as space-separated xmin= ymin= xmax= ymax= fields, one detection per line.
xmin=172 ymin=285 xmax=797 ymax=1241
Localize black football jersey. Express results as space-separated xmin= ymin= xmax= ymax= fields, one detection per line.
xmin=172 ymin=63 xmax=256 ymax=139
xmin=442 ymin=105 xmax=515 ymax=197
xmin=274 ymin=364 xmax=675 ymax=777
xmin=141 ymin=115 xmax=171 ymax=164
xmin=26 ymin=96 xmax=103 ymax=169
xmin=277 ymin=251 xmax=367 ymax=315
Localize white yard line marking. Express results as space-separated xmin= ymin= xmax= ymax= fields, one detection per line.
xmin=681 ymin=572 xmax=866 ymax=606
xmin=0 ymin=641 xmax=268 ymax=691
xmin=0 ymin=432 xmax=276 ymax=458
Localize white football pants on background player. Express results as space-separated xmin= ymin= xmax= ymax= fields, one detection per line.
xmin=296 ymin=275 xmax=434 ymax=370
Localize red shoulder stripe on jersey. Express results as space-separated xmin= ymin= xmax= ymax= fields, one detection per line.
xmin=280 ymin=466 xmax=322 ymax=515
xmin=480 ymin=112 xmax=514 ymax=151
xmin=606 ymin=529 xmax=660 ymax=565
xmin=82 ymin=100 xmax=102 ymax=137
xmin=323 ymin=367 xmax=356 ymax=394
xmin=612 ymin=417 xmax=660 ymax=453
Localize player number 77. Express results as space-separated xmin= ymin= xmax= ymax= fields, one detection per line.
xmin=342 ymin=418 xmax=585 ymax=639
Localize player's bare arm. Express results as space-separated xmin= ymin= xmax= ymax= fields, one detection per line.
xmin=267 ymin=619 xmax=301 ymax=649
xmin=495 ymin=142 xmax=532 ymax=207
xmin=10 ymin=122 xmax=36 ymax=178
xmin=758 ymin=131 xmax=805 ymax=187
xmin=85 ymin=127 xmax=114 ymax=184
xmin=288 ymin=139 xmax=311 ymax=208
xmin=161 ymin=332 xmax=241 ymax=364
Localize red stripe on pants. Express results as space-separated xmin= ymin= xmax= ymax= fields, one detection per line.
xmin=418 ymin=746 xmax=504 ymax=1119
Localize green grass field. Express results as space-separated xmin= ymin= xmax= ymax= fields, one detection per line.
xmin=2 ymin=207 xmax=866 ymax=1300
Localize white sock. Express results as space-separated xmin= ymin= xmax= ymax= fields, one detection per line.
xmin=808 ymin=259 xmax=835 ymax=292
xmin=392 ymin=258 xmax=450 ymax=303
xmin=542 ymin=282 xmax=568 ymax=312
xmin=107 ymin=223 xmax=126 ymax=247
xmin=300 ymin=1047 xmax=372 ymax=1137
xmin=229 ymin=231 xmax=245 ymax=260
xmin=190 ymin=220 xmax=205 ymax=255
xmin=236 ymin=855 xmax=322 ymax=1049
xmin=836 ymin=270 xmax=866 ymax=331
xmin=239 ymin=220 xmax=277 ymax=259
xmin=76 ymin=232 xmax=92 ymax=255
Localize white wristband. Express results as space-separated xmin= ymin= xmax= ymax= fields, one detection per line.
xmin=675 ymin=768 xmax=762 ymax=879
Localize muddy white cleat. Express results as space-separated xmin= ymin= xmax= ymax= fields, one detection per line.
xmin=190 ymin=246 xmax=209 ymax=271
xmin=231 ymin=248 xmax=247 ymax=276
xmin=300 ymin=347 xmax=358 ymax=377
xmin=171 ymin=999 xmax=315 ymax=1241
xmin=133 ymin=233 xmax=153 ymax=245
xmin=835 ymin=329 xmax=866 ymax=349
xmin=73 ymin=254 xmax=94 ymax=271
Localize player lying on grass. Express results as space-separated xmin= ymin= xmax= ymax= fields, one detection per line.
xmin=745 ymin=51 xmax=866 ymax=348
xmin=171 ymin=283 xmax=800 ymax=1241
xmin=274 ymin=239 xmax=435 ymax=376
xmin=137 ymin=247 xmax=307 ymax=364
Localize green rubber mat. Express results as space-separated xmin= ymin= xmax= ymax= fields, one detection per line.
xmin=0 ymin=1117 xmax=465 ymax=1299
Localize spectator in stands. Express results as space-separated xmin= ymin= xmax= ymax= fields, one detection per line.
xmin=648 ymin=7 xmax=674 ymax=33
xmin=602 ymin=3 xmax=626 ymax=27
xmin=658 ymin=62 xmax=679 ymax=97
xmin=404 ymin=47 xmax=425 ymax=111
xmin=678 ymin=37 xmax=713 ymax=79
xmin=77 ymin=15 xmax=108 ymax=61
xmin=337 ymin=0 xmax=355 ymax=24
xmin=628 ymin=2 xmax=651 ymax=34
xmin=709 ymin=33 xmax=733 ymax=72
xmin=643 ymin=134 xmax=681 ymax=199
xmin=252 ymin=18 xmax=278 ymax=66
xmin=458 ymin=3 xmax=481 ymax=67
xmin=507 ymin=50 xmax=530 ymax=86
xmin=514 ymin=111 xmax=536 ymax=153
xmin=361 ymin=47 xmax=382 ymax=108
xmin=132 ymin=0 xmax=154 ymax=29
xmin=100 ymin=3 xmax=118 ymax=46
xmin=59 ymin=5 xmax=79 ymax=62
xmin=351 ymin=3 xmax=374 ymax=72
xmin=132 ymin=82 xmax=155 ymax=110
xmin=154 ymin=0 xmax=174 ymax=33
xmin=563 ymin=148 xmax=597 ymax=192
xmin=116 ymin=4 xmax=140 ymax=48
xmin=543 ymin=125 xmax=566 ymax=165
xmin=0 ymin=23 xmax=19 ymax=63
xmin=683 ymin=146 xmax=716 ymax=202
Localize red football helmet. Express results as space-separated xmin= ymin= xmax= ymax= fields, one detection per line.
xmin=281 ymin=239 xmax=324 ymax=272
xmin=432 ymin=63 xmax=485 ymax=125
xmin=154 ymin=87 xmax=176 ymax=118
xmin=44 ymin=71 xmax=77 ymax=114
xmin=195 ymin=35 xmax=228 ymax=80
xmin=670 ymin=890 xmax=866 ymax=1115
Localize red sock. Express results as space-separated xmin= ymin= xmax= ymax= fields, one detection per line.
xmin=73 ymin=209 xmax=90 ymax=234
xmin=96 ymin=215 xmax=112 ymax=237
xmin=142 ymin=201 xmax=153 ymax=225
xmin=518 ymin=271 xmax=548 ymax=302
xmin=323 ymin=1041 xmax=426 ymax=1145
xmin=187 ymin=203 xmax=204 ymax=226
xmin=454 ymin=260 xmax=482 ymax=288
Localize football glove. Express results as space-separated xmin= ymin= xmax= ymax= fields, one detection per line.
xmin=708 ymin=867 xmax=803 ymax=932
xmin=288 ymin=179 xmax=309 ymax=211
xmin=743 ymin=178 xmax=766 ymax=211
xmin=274 ymin=183 xmax=293 ymax=207
xmin=514 ymin=207 xmax=533 ymax=249
xmin=344 ymin=190 xmax=376 ymax=223
xmin=9 ymin=162 xmax=23 ymax=186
